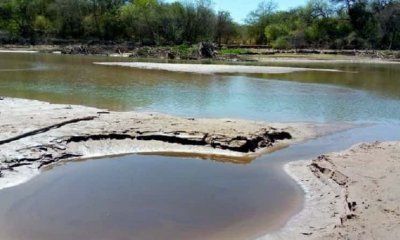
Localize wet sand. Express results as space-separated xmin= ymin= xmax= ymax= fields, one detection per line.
xmin=0 ymin=97 xmax=335 ymax=190
xmin=262 ymin=141 xmax=400 ymax=240
xmin=93 ymin=62 xmax=341 ymax=74
xmin=2 ymin=97 xmax=398 ymax=239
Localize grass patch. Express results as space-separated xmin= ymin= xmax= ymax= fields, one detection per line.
xmin=173 ymin=44 xmax=195 ymax=55
xmin=219 ymin=48 xmax=252 ymax=55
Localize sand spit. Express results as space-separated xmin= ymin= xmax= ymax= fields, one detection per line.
xmin=0 ymin=97 xmax=336 ymax=190
xmin=262 ymin=141 xmax=400 ymax=240
xmin=0 ymin=50 xmax=38 ymax=54
xmin=93 ymin=62 xmax=341 ymax=74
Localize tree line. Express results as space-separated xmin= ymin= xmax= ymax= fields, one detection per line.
xmin=0 ymin=0 xmax=399 ymax=49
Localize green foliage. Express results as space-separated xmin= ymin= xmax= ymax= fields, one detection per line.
xmin=271 ymin=36 xmax=291 ymax=49
xmin=1 ymin=20 xmax=20 ymax=39
xmin=219 ymin=48 xmax=251 ymax=55
xmin=215 ymin=11 xmax=238 ymax=45
xmin=265 ymin=24 xmax=289 ymax=42
xmin=246 ymin=0 xmax=278 ymax=44
xmin=172 ymin=44 xmax=196 ymax=58
xmin=34 ymin=15 xmax=51 ymax=35
xmin=0 ymin=0 xmax=399 ymax=49
xmin=173 ymin=44 xmax=191 ymax=55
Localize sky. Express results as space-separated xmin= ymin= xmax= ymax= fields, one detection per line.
xmin=165 ymin=0 xmax=308 ymax=23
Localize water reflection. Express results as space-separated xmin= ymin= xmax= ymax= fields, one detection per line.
xmin=0 ymin=153 xmax=302 ymax=240
xmin=1 ymin=53 xmax=400 ymax=124
xmin=0 ymin=123 xmax=399 ymax=240
xmin=255 ymin=62 xmax=400 ymax=99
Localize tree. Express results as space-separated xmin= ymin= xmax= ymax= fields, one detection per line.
xmin=0 ymin=0 xmax=398 ymax=49
xmin=215 ymin=11 xmax=237 ymax=45
xmin=246 ymin=0 xmax=277 ymax=44
xmin=374 ymin=0 xmax=400 ymax=49
xmin=330 ymin=0 xmax=358 ymax=12
xmin=119 ymin=0 xmax=161 ymax=44
xmin=157 ymin=2 xmax=185 ymax=44
xmin=33 ymin=15 xmax=51 ymax=37
xmin=52 ymin=0 xmax=88 ymax=38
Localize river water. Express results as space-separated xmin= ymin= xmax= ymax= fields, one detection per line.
xmin=0 ymin=53 xmax=399 ymax=240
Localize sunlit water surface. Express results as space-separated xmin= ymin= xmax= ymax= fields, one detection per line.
xmin=0 ymin=53 xmax=399 ymax=239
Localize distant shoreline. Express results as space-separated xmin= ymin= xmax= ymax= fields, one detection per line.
xmin=0 ymin=44 xmax=399 ymax=64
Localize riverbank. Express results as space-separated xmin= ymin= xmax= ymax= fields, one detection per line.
xmin=0 ymin=97 xmax=343 ymax=191
xmin=2 ymin=97 xmax=399 ymax=239
xmin=1 ymin=44 xmax=399 ymax=64
xmin=262 ymin=141 xmax=400 ymax=240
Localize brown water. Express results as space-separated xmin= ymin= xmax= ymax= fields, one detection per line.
xmin=0 ymin=155 xmax=299 ymax=240
xmin=0 ymin=53 xmax=400 ymax=240
xmin=0 ymin=124 xmax=399 ymax=240
xmin=1 ymin=53 xmax=400 ymax=122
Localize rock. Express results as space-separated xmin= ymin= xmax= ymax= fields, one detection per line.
xmin=198 ymin=42 xmax=217 ymax=58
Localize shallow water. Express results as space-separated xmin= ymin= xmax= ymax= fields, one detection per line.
xmin=0 ymin=53 xmax=400 ymax=239
xmin=0 ymin=154 xmax=299 ymax=240
xmin=0 ymin=53 xmax=400 ymax=122
xmin=0 ymin=123 xmax=399 ymax=240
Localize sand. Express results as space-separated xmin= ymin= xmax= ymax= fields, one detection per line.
xmin=2 ymin=97 xmax=398 ymax=239
xmin=261 ymin=141 xmax=400 ymax=240
xmin=93 ymin=62 xmax=341 ymax=74
xmin=248 ymin=56 xmax=400 ymax=65
xmin=0 ymin=97 xmax=340 ymax=191
xmin=0 ymin=50 xmax=38 ymax=53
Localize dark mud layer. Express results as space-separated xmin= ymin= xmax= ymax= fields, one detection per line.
xmin=1 ymin=98 xmax=320 ymax=190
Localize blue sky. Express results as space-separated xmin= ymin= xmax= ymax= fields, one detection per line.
xmin=164 ymin=0 xmax=308 ymax=23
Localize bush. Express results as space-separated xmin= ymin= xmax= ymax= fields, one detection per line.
xmin=137 ymin=47 xmax=152 ymax=57
xmin=272 ymin=37 xmax=291 ymax=49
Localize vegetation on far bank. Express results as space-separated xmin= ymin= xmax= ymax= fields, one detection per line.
xmin=0 ymin=0 xmax=399 ymax=50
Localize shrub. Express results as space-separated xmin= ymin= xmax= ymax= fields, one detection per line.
xmin=272 ymin=37 xmax=291 ymax=49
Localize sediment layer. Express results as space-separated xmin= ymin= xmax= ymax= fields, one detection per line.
xmin=0 ymin=97 xmax=322 ymax=189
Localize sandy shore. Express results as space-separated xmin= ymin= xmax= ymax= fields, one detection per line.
xmin=0 ymin=97 xmax=345 ymax=191
xmin=3 ymin=97 xmax=398 ymax=239
xmin=261 ymin=141 xmax=400 ymax=240
xmin=93 ymin=62 xmax=341 ymax=74
xmin=249 ymin=56 xmax=400 ymax=65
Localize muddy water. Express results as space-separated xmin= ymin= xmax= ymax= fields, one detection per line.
xmin=0 ymin=124 xmax=399 ymax=240
xmin=0 ymin=53 xmax=400 ymax=122
xmin=0 ymin=155 xmax=299 ymax=240
xmin=0 ymin=53 xmax=400 ymax=239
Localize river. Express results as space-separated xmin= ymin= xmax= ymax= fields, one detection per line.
xmin=0 ymin=52 xmax=399 ymax=239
